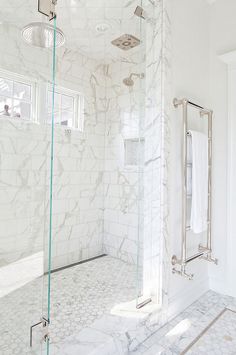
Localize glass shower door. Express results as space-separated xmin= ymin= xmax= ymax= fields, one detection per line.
xmin=0 ymin=1 xmax=56 ymax=354
xmin=136 ymin=0 xmax=162 ymax=306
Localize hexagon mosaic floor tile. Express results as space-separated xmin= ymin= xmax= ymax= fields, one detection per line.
xmin=2 ymin=258 xmax=236 ymax=355
xmin=0 ymin=256 xmax=137 ymax=355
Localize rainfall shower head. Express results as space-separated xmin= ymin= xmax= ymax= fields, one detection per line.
xmin=123 ymin=73 xmax=145 ymax=87
xmin=21 ymin=22 xmax=65 ymax=49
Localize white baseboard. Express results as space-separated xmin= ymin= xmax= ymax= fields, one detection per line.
xmin=209 ymin=276 xmax=236 ymax=297
xmin=167 ymin=276 xmax=209 ymax=321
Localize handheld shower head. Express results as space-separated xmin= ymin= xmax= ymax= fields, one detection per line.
xmin=123 ymin=73 xmax=145 ymax=87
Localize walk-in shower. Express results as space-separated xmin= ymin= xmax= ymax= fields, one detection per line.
xmin=0 ymin=0 xmax=162 ymax=353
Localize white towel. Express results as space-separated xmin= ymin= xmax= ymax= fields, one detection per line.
xmin=188 ymin=130 xmax=208 ymax=234
xmin=187 ymin=135 xmax=192 ymax=196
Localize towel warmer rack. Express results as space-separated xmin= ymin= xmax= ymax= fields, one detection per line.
xmin=172 ymin=98 xmax=218 ymax=280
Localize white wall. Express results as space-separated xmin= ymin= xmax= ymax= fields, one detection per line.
xmin=208 ymin=0 xmax=236 ymax=294
xmin=169 ymin=0 xmax=236 ymax=307
xmin=168 ymin=0 xmax=211 ymax=316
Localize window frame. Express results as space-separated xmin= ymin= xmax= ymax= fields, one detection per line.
xmin=47 ymin=84 xmax=84 ymax=131
xmin=0 ymin=68 xmax=38 ymax=123
xmin=0 ymin=69 xmax=85 ymax=131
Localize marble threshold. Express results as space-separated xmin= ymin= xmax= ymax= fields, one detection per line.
xmin=53 ymin=291 xmax=236 ymax=355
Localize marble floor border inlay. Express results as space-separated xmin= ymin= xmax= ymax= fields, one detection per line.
xmin=181 ymin=308 xmax=236 ymax=354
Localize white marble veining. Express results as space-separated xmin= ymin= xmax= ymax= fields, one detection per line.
xmin=45 ymin=291 xmax=236 ymax=355
xmin=0 ymin=0 xmax=158 ymax=62
xmin=0 ymin=0 xmax=168 ymax=353
xmin=0 ymin=21 xmax=107 ymax=270
xmin=102 ymin=0 xmax=168 ymax=305
xmin=132 ymin=291 xmax=236 ymax=355
xmin=102 ymin=54 xmax=145 ymax=266
xmin=186 ymin=308 xmax=236 ymax=354
xmin=0 ymin=0 xmax=165 ymax=280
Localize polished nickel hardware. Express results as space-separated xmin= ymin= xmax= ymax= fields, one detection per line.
xmin=111 ymin=34 xmax=141 ymax=51
xmin=172 ymin=98 xmax=218 ymax=280
xmin=123 ymin=73 xmax=145 ymax=87
xmin=65 ymin=128 xmax=72 ymax=136
xmin=21 ymin=22 xmax=65 ymax=48
xmin=134 ymin=6 xmax=147 ymax=20
xmin=136 ymin=298 xmax=152 ymax=309
xmin=38 ymin=0 xmax=57 ymax=20
xmin=30 ymin=317 xmax=50 ymax=347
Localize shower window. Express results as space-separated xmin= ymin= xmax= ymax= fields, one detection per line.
xmin=0 ymin=70 xmax=36 ymax=121
xmin=47 ymin=86 xmax=84 ymax=130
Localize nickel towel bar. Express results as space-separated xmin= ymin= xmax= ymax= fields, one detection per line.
xmin=172 ymin=98 xmax=218 ymax=280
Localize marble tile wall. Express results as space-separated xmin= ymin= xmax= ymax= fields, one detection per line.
xmin=102 ymin=0 xmax=169 ymax=306
xmin=0 ymin=1 xmax=182 ymax=353
xmin=0 ymin=0 xmax=167 ymax=298
xmin=141 ymin=0 xmax=170 ymax=303
xmin=0 ymin=23 xmax=106 ymax=270
xmin=102 ymin=53 xmax=145 ymax=265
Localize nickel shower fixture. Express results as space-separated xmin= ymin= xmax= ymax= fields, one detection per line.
xmin=111 ymin=34 xmax=141 ymax=51
xmin=123 ymin=73 xmax=145 ymax=87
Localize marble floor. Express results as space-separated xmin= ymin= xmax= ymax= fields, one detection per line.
xmin=0 ymin=255 xmax=137 ymax=355
xmin=133 ymin=291 xmax=236 ymax=355
xmin=2 ymin=256 xmax=236 ymax=355
xmin=48 ymin=290 xmax=236 ymax=355
xmin=184 ymin=308 xmax=236 ymax=354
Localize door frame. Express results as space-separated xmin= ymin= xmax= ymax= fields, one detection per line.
xmin=220 ymin=50 xmax=236 ymax=297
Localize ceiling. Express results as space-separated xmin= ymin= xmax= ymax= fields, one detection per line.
xmin=0 ymin=0 xmax=147 ymax=62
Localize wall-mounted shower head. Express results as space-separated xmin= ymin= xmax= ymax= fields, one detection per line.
xmin=123 ymin=73 xmax=145 ymax=87
xmin=123 ymin=77 xmax=135 ymax=87
xmin=21 ymin=22 xmax=65 ymax=48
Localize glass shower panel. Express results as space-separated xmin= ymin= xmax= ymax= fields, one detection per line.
xmin=0 ymin=1 xmax=55 ymax=354
xmin=47 ymin=0 xmax=161 ymax=352
xmin=135 ymin=0 xmax=147 ymax=307
xmin=123 ymin=0 xmax=157 ymax=308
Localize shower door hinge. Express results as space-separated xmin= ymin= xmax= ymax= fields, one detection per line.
xmin=38 ymin=0 xmax=57 ymax=20
xmin=30 ymin=317 xmax=50 ymax=347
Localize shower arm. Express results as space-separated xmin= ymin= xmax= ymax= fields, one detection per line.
xmin=129 ymin=73 xmax=144 ymax=80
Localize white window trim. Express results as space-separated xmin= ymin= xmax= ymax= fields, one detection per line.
xmin=0 ymin=68 xmax=85 ymax=131
xmin=0 ymin=68 xmax=38 ymax=123
xmin=47 ymin=84 xmax=84 ymax=131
